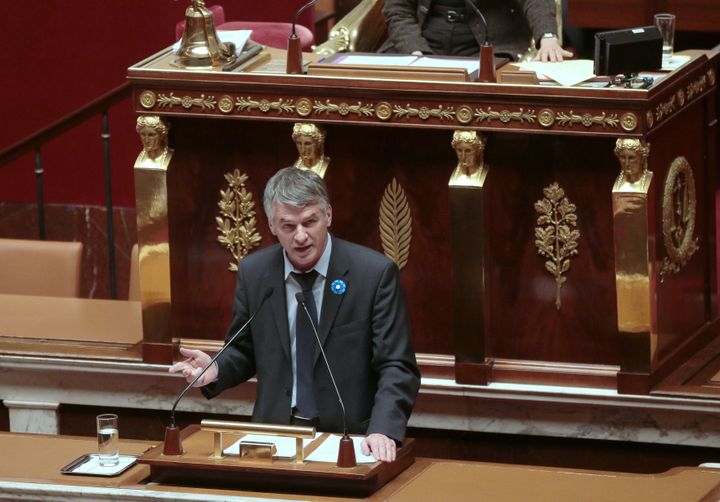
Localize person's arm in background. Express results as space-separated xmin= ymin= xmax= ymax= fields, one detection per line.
xmin=382 ymin=0 xmax=434 ymax=55
xmin=521 ymin=0 xmax=573 ymax=61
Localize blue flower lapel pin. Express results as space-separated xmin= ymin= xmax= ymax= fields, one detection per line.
xmin=330 ymin=279 xmax=347 ymax=295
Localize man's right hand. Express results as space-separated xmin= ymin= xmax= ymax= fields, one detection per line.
xmin=168 ymin=347 xmax=217 ymax=387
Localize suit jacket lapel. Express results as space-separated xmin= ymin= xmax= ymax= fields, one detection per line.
xmin=317 ymin=239 xmax=349 ymax=364
xmin=265 ymin=248 xmax=291 ymax=364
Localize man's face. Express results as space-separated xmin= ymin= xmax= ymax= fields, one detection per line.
xmin=295 ymin=135 xmax=319 ymax=167
xmin=269 ymin=201 xmax=332 ymax=272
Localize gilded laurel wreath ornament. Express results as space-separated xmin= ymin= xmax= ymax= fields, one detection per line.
xmin=660 ymin=157 xmax=698 ymax=281
xmin=216 ymin=170 xmax=262 ymax=271
xmin=379 ymin=178 xmax=412 ymax=270
xmin=534 ymin=183 xmax=580 ymax=310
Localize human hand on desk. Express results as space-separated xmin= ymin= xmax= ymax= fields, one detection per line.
xmin=361 ymin=432 xmax=397 ymax=462
xmin=169 ymin=347 xmax=218 ymax=387
xmin=535 ymin=37 xmax=573 ymax=62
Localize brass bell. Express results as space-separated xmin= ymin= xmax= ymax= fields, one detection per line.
xmin=172 ymin=0 xmax=237 ymax=69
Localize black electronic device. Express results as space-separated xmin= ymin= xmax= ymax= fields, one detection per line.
xmin=594 ymin=26 xmax=663 ymax=76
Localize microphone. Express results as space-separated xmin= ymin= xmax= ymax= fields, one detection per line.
xmin=163 ymin=286 xmax=274 ymax=455
xmin=466 ymin=0 xmax=496 ymax=82
xmin=295 ymin=291 xmax=356 ymax=467
xmin=286 ymin=0 xmax=318 ymax=74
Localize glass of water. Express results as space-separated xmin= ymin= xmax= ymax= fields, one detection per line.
xmin=654 ymin=13 xmax=676 ymax=65
xmin=96 ymin=413 xmax=119 ymax=466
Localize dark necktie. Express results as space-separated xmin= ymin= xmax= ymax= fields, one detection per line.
xmin=291 ymin=270 xmax=319 ymax=419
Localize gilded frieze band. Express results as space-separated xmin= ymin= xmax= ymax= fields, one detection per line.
xmin=138 ymin=90 xmax=633 ymax=132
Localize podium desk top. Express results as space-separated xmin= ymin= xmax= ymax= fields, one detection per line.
xmin=0 ymin=294 xmax=143 ymax=360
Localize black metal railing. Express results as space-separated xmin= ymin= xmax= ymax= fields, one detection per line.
xmin=0 ymin=82 xmax=132 ymax=299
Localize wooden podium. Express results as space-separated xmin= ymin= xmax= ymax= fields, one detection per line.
xmin=137 ymin=424 xmax=415 ymax=497
xmin=128 ymin=47 xmax=720 ymax=395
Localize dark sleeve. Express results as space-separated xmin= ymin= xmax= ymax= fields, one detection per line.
xmin=382 ymin=0 xmax=434 ymax=54
xmin=519 ymin=0 xmax=559 ymax=43
xmin=366 ymin=261 xmax=421 ymax=443
xmin=201 ymin=261 xmax=257 ymax=399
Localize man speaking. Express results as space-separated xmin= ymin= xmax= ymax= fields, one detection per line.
xmin=170 ymin=167 xmax=420 ymax=462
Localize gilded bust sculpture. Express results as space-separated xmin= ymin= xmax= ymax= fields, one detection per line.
xmin=613 ymin=138 xmax=651 ymax=192
xmin=292 ymin=123 xmax=330 ymax=178
xmin=449 ymin=130 xmax=487 ymax=187
xmin=134 ymin=116 xmax=173 ymax=169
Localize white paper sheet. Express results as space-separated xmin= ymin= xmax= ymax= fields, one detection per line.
xmin=172 ymin=29 xmax=253 ymax=55
xmin=410 ymin=57 xmax=479 ymax=74
xmin=305 ymin=435 xmax=376 ymax=464
xmin=513 ymin=59 xmax=595 ymax=87
xmin=223 ymin=433 xmax=321 ymax=458
xmin=334 ymin=54 xmax=419 ymax=66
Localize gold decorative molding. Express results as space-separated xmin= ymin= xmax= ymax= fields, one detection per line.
xmin=296 ymin=98 xmax=312 ymax=117
xmin=216 ymin=170 xmax=262 ymax=271
xmin=708 ymin=69 xmax=716 ymax=86
xmin=556 ymin=111 xmax=619 ymax=128
xmin=394 ymin=104 xmax=455 ymax=121
xmin=378 ymin=178 xmax=412 ymax=270
xmin=620 ymin=112 xmax=638 ymax=132
xmin=137 ymin=91 xmax=650 ymax=134
xmin=646 ymin=110 xmax=654 ymax=128
xmin=456 ymin=105 xmax=474 ymax=124
xmin=538 ymin=108 xmax=555 ymax=128
xmin=313 ymin=99 xmax=374 ymax=117
xmin=655 ymin=95 xmax=676 ymax=121
xmin=474 ymin=107 xmax=536 ymax=124
xmin=139 ymin=90 xmax=157 ymax=110
xmin=157 ymin=92 xmax=216 ymax=110
xmin=660 ymin=157 xmax=698 ymax=281
xmin=375 ymin=102 xmax=392 ymax=121
xmin=676 ymin=89 xmax=686 ymax=107
xmin=534 ymin=183 xmax=580 ymax=310
xmin=686 ymin=75 xmax=707 ymax=101
xmin=235 ymin=97 xmax=295 ymax=114
xmin=218 ymin=95 xmax=234 ymax=114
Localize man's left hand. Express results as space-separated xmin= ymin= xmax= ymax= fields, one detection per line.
xmin=535 ymin=38 xmax=574 ymax=62
xmin=361 ymin=433 xmax=397 ymax=462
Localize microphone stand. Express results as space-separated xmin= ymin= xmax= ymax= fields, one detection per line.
xmin=468 ymin=1 xmax=496 ymax=82
xmin=286 ymin=0 xmax=318 ymax=74
xmin=296 ymin=292 xmax=356 ymax=467
xmin=163 ymin=287 xmax=274 ymax=456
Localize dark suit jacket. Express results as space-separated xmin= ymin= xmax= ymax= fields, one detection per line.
xmin=380 ymin=0 xmax=558 ymax=60
xmin=202 ymin=237 xmax=420 ymax=443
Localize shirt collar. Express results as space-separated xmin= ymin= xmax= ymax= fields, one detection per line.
xmin=283 ymin=233 xmax=332 ymax=280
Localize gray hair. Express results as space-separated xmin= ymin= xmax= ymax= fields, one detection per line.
xmin=263 ymin=167 xmax=329 ymax=218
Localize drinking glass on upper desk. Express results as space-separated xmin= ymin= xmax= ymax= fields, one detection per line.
xmin=654 ymin=13 xmax=676 ymax=65
xmin=96 ymin=413 xmax=119 ymax=467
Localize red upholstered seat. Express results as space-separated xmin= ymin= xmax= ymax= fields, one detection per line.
xmin=175 ymin=4 xmax=314 ymax=51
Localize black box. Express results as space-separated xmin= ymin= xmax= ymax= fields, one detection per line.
xmin=594 ymin=26 xmax=663 ymax=76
